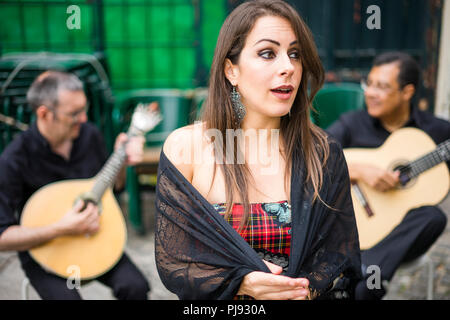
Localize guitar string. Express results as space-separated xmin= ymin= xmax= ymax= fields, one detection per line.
xmin=408 ymin=142 xmax=449 ymax=178
xmin=91 ymin=148 xmax=127 ymax=202
xmin=88 ymin=108 xmax=160 ymax=203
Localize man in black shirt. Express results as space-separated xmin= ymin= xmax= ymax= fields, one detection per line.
xmin=327 ymin=52 xmax=449 ymax=300
xmin=0 ymin=71 xmax=150 ymax=299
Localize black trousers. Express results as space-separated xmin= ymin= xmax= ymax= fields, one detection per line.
xmin=355 ymin=205 xmax=447 ymax=300
xmin=21 ymin=253 xmax=150 ymax=300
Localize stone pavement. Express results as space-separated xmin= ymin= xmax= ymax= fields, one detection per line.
xmin=1 ymin=191 xmax=449 ymax=300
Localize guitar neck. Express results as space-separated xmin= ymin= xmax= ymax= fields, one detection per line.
xmin=90 ymin=126 xmax=145 ymax=202
xmin=90 ymin=146 xmax=127 ymax=203
xmin=88 ymin=103 xmax=162 ymax=203
xmin=409 ymin=140 xmax=450 ymax=178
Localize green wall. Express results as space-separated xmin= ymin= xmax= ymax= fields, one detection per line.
xmin=0 ymin=0 xmax=226 ymax=93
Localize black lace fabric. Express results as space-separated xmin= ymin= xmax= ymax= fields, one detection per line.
xmin=155 ymin=137 xmax=362 ymax=300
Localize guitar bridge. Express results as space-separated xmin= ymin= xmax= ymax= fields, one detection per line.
xmin=352 ymin=183 xmax=374 ymax=218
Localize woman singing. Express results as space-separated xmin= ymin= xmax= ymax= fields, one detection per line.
xmin=155 ymin=0 xmax=361 ymax=300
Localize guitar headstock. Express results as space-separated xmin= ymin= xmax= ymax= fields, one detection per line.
xmin=128 ymin=102 xmax=163 ymax=136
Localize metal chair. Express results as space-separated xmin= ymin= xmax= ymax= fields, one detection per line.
xmin=21 ymin=277 xmax=31 ymax=300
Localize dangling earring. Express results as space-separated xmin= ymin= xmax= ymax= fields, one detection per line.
xmin=230 ymin=86 xmax=246 ymax=125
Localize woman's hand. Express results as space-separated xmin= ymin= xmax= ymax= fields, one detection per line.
xmin=237 ymin=260 xmax=310 ymax=300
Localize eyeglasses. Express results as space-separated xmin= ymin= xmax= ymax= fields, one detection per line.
xmin=48 ymin=103 xmax=89 ymax=122
xmin=360 ymin=79 xmax=396 ymax=95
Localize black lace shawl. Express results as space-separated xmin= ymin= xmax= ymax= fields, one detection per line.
xmin=154 ymin=138 xmax=361 ymax=300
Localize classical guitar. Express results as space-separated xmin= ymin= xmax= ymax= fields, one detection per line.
xmin=343 ymin=127 xmax=450 ymax=250
xmin=20 ymin=103 xmax=162 ymax=280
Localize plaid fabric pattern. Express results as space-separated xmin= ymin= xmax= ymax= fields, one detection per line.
xmin=214 ymin=201 xmax=292 ymax=300
xmin=213 ymin=201 xmax=292 ymax=255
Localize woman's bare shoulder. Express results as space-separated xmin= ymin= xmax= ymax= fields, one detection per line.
xmin=162 ymin=122 xmax=207 ymax=182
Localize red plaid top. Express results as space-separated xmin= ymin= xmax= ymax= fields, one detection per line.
xmin=213 ymin=200 xmax=292 ymax=256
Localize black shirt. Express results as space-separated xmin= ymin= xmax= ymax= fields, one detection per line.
xmin=0 ymin=122 xmax=108 ymax=264
xmin=327 ymin=107 xmax=450 ymax=149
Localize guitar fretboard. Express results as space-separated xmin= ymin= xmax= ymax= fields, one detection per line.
xmin=85 ymin=103 xmax=161 ymax=203
xmin=408 ymin=139 xmax=450 ymax=178
xmin=90 ymin=126 xmax=146 ymax=203
xmin=91 ymin=146 xmax=127 ymax=202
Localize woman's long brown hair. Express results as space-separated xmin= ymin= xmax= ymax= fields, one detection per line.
xmin=201 ymin=0 xmax=329 ymax=229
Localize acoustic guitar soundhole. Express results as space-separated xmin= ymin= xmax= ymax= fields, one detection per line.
xmin=391 ymin=161 xmax=417 ymax=189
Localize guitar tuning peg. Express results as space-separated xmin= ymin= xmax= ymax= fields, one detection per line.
xmin=148 ymin=101 xmax=159 ymax=112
